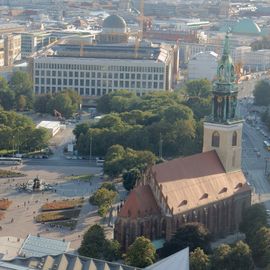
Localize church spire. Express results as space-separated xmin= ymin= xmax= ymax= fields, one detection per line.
xmin=210 ymin=33 xmax=239 ymax=124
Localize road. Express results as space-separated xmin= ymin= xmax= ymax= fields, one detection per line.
xmin=239 ymin=99 xmax=270 ymax=211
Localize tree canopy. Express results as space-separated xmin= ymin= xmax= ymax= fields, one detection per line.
xmin=9 ymin=71 xmax=33 ymax=109
xmin=253 ymin=80 xmax=270 ymax=106
xmin=78 ymin=224 xmax=120 ymax=261
xmin=190 ymin=247 xmax=210 ymax=270
xmin=239 ymin=204 xmax=268 ymax=242
xmin=161 ymin=223 xmax=211 ymax=258
xmin=75 ymin=91 xmax=200 ymax=158
xmin=0 ymin=110 xmax=50 ymax=152
xmin=104 ymin=145 xmax=157 ymax=178
xmin=89 ymin=187 xmax=117 ymax=217
xmin=34 ymin=89 xmax=81 ymax=118
xmin=125 ymin=236 xmax=156 ymax=268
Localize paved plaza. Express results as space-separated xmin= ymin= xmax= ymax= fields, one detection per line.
xmin=0 ymin=163 xmax=106 ymax=250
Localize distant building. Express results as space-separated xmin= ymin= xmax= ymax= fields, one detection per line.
xmin=19 ymin=32 xmax=52 ymax=58
xmin=96 ymin=14 xmax=129 ymax=44
xmin=0 ymin=34 xmax=21 ymax=67
xmin=188 ymin=51 xmax=218 ymax=81
xmin=32 ymin=43 xmax=179 ymax=98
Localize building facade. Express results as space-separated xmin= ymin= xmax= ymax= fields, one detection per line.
xmin=33 ymin=44 xmax=178 ymax=97
xmin=114 ymin=34 xmax=251 ymax=251
xmin=188 ymin=51 xmax=218 ymax=81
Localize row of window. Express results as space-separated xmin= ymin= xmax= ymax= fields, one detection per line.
xmin=35 ymin=78 xmax=164 ymax=89
xmin=34 ymin=70 xmax=164 ymax=80
xmin=34 ymin=63 xmax=164 ymax=73
xmin=35 ymin=87 xmax=149 ymax=96
xmin=212 ymin=131 xmax=237 ymax=147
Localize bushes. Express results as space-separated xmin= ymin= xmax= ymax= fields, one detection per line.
xmin=35 ymin=209 xmax=81 ymax=223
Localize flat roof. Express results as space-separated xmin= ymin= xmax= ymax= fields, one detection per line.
xmin=36 ymin=121 xmax=60 ymax=130
xmin=19 ymin=235 xmax=70 ymax=257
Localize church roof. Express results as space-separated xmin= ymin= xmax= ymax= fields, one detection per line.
xmin=151 ymin=150 xmax=250 ymax=214
xmin=118 ymin=185 xmax=161 ymax=219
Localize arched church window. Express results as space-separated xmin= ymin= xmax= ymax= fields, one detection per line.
xmin=212 ymin=131 xmax=220 ymax=147
xmin=232 ymin=131 xmax=237 ymax=146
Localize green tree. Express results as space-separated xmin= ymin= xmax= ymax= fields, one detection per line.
xmin=16 ymin=95 xmax=27 ymax=111
xmin=253 ymin=80 xmax=270 ymax=106
xmin=78 ymin=224 xmax=121 ymax=261
xmin=229 ymin=241 xmax=254 ymax=270
xmin=162 ymin=223 xmax=210 ymax=257
xmin=239 ymin=204 xmax=268 ymax=243
xmin=73 ymin=122 xmax=89 ymax=141
xmin=211 ymin=244 xmax=231 ymax=270
xmin=190 ymin=247 xmax=210 ymax=270
xmin=125 ymin=236 xmax=156 ymax=267
xmin=34 ymin=94 xmax=53 ymax=114
xmin=89 ymin=188 xmax=117 ymax=217
xmin=211 ymin=241 xmax=254 ymax=270
xmin=0 ymin=77 xmax=14 ymax=110
xmin=249 ymin=226 xmax=270 ymax=268
xmin=9 ymin=71 xmax=33 ymax=108
xmin=123 ymin=168 xmax=141 ymax=191
xmin=184 ymin=79 xmax=212 ymax=98
xmin=100 ymin=182 xmax=117 ymax=192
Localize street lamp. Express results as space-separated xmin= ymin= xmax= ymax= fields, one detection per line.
xmin=89 ymin=134 xmax=92 ymax=162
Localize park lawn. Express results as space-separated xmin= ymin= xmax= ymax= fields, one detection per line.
xmin=41 ymin=198 xmax=84 ymax=211
xmin=0 ymin=199 xmax=12 ymax=210
xmin=0 ymin=170 xmax=25 ymax=178
xmin=65 ymin=174 xmax=94 ymax=182
xmin=35 ymin=209 xmax=81 ymax=223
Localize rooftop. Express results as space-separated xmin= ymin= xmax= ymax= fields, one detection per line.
xmin=151 ymin=151 xmax=250 ymax=214
xmin=19 ymin=235 xmax=70 ymax=258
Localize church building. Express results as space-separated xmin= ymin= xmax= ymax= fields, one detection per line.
xmin=114 ymin=34 xmax=252 ymax=250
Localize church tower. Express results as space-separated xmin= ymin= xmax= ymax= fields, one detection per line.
xmin=203 ymin=33 xmax=243 ymax=172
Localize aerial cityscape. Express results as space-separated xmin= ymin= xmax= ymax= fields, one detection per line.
xmin=0 ymin=0 xmax=269 ymax=269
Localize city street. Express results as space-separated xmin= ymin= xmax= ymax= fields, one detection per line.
xmin=239 ymin=99 xmax=270 ymax=211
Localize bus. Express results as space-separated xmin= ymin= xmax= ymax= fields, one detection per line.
xmin=263 ymin=141 xmax=270 ymax=151
xmin=96 ymin=158 xmax=104 ymax=167
xmin=0 ymin=157 xmax=22 ymax=165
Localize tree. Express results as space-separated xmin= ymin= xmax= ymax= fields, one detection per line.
xmin=211 ymin=241 xmax=254 ymax=270
xmin=162 ymin=223 xmax=210 ymax=258
xmin=34 ymin=94 xmax=53 ymax=114
xmin=184 ymin=79 xmax=212 ymax=99
xmin=229 ymin=241 xmax=254 ymax=270
xmin=16 ymin=95 xmax=27 ymax=111
xmin=211 ymin=244 xmax=231 ymax=270
xmin=0 ymin=77 xmax=14 ymax=110
xmin=239 ymin=204 xmax=268 ymax=243
xmin=249 ymin=226 xmax=270 ymax=268
xmin=123 ymin=168 xmax=141 ymax=191
xmin=190 ymin=247 xmax=210 ymax=270
xmin=100 ymin=182 xmax=117 ymax=192
xmin=73 ymin=123 xmax=89 ymax=141
xmin=78 ymin=224 xmax=121 ymax=261
xmin=253 ymin=80 xmax=270 ymax=106
xmin=9 ymin=71 xmax=33 ymax=108
xmin=89 ymin=188 xmax=117 ymax=217
xmin=125 ymin=236 xmax=156 ymax=267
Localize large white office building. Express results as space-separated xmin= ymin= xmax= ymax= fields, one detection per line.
xmin=33 ymin=44 xmax=178 ymax=97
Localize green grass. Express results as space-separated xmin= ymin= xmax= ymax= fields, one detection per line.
xmin=65 ymin=174 xmax=94 ymax=182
